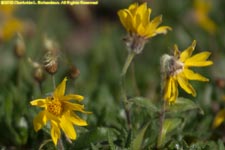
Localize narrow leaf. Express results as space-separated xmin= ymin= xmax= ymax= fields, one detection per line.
xmin=166 ymin=97 xmax=204 ymax=114
xmin=132 ymin=122 xmax=150 ymax=150
xmin=158 ymin=118 xmax=181 ymax=148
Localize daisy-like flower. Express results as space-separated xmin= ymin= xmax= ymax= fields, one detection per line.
xmin=30 ymin=77 xmax=90 ymax=145
xmin=161 ymin=40 xmax=213 ymax=104
xmin=0 ymin=6 xmax=24 ymax=42
xmin=117 ymin=2 xmax=171 ymax=54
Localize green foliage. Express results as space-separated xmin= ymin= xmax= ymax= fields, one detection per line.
xmin=166 ymin=97 xmax=204 ymax=114
xmin=0 ymin=1 xmax=225 ymax=149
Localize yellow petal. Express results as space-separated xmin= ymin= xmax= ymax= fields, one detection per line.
xmin=137 ymin=23 xmax=146 ymax=36
xmin=60 ymin=115 xmax=76 ymax=140
xmin=70 ymin=112 xmax=88 ymax=126
xmin=53 ymin=77 xmax=67 ymax=98
xmin=33 ymin=111 xmax=48 ymax=132
xmin=164 ymin=77 xmax=172 ymax=101
xmin=170 ymin=77 xmax=178 ymax=103
xmin=46 ymin=111 xmax=60 ymax=123
xmin=164 ymin=77 xmax=178 ymax=103
xmin=213 ymin=109 xmax=225 ymax=128
xmin=180 ymin=40 xmax=196 ymax=62
xmin=30 ymin=99 xmax=47 ymax=107
xmin=117 ymin=10 xmax=130 ymax=31
xmin=125 ymin=9 xmax=136 ymax=32
xmin=64 ymin=101 xmax=92 ymax=114
xmin=177 ymin=74 xmax=196 ymax=96
xmin=185 ymin=61 xmax=213 ymax=67
xmin=50 ymin=121 xmax=61 ymax=145
xmin=150 ymin=15 xmax=162 ymax=29
xmin=61 ymin=94 xmax=84 ymax=101
xmin=143 ymin=8 xmax=151 ymax=26
xmin=128 ymin=2 xmax=138 ymax=13
xmin=2 ymin=17 xmax=23 ymax=41
xmin=173 ymin=44 xmax=180 ymax=58
xmin=183 ymin=68 xmax=209 ymax=81
xmin=185 ymin=52 xmax=213 ymax=67
xmin=136 ymin=2 xmax=147 ymax=24
xmin=155 ymin=26 xmax=172 ymax=35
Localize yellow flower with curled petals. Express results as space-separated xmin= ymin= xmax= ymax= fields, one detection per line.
xmin=161 ymin=40 xmax=213 ymax=104
xmin=30 ymin=77 xmax=90 ymax=145
xmin=118 ymin=2 xmax=171 ymax=38
xmin=117 ymin=2 xmax=171 ymax=54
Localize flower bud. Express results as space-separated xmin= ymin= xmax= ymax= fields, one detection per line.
xmin=67 ymin=65 xmax=80 ymax=79
xmin=14 ymin=33 xmax=25 ymax=58
xmin=43 ymin=36 xmax=59 ymax=75
xmin=34 ymin=67 xmax=45 ymax=83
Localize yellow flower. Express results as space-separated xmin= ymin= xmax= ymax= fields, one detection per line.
xmin=161 ymin=40 xmax=213 ymax=103
xmin=193 ymin=0 xmax=217 ymax=34
xmin=0 ymin=6 xmax=24 ymax=41
xmin=117 ymin=2 xmax=171 ymax=54
xmin=118 ymin=2 xmax=171 ymax=38
xmin=30 ymin=78 xmax=90 ymax=145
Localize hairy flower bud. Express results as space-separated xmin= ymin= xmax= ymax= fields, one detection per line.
xmin=43 ymin=36 xmax=59 ymax=75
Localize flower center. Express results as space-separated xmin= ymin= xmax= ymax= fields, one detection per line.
xmin=47 ymin=98 xmax=63 ymax=116
xmin=161 ymin=54 xmax=184 ymax=77
xmin=171 ymin=59 xmax=184 ymax=76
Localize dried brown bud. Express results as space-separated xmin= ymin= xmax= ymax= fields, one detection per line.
xmin=43 ymin=36 xmax=59 ymax=75
xmin=67 ymin=65 xmax=80 ymax=79
xmin=28 ymin=57 xmax=45 ymax=83
xmin=14 ymin=33 xmax=26 ymax=58
xmin=34 ymin=67 xmax=45 ymax=83
xmin=215 ymin=78 xmax=225 ymax=88
xmin=43 ymin=50 xmax=59 ymax=75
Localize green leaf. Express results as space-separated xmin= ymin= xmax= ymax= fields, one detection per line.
xmin=218 ymin=139 xmax=225 ymax=150
xmin=166 ymin=97 xmax=204 ymax=114
xmin=72 ymin=127 xmax=118 ymax=149
xmin=129 ymin=97 xmax=159 ymax=113
xmin=131 ymin=122 xmax=150 ymax=150
xmin=108 ymin=130 xmax=116 ymax=150
xmin=158 ymin=118 xmax=182 ymax=148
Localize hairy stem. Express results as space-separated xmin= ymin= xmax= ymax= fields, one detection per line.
xmin=120 ymin=52 xmax=136 ymax=130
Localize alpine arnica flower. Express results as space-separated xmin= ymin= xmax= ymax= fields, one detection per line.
xmin=118 ymin=2 xmax=171 ymax=54
xmin=161 ymin=40 xmax=213 ymax=104
xmin=30 ymin=77 xmax=90 ymax=145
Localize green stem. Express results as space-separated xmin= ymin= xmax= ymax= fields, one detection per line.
xmin=121 ymin=52 xmax=136 ymax=76
xmin=52 ymin=75 xmax=56 ymax=89
xmin=120 ymin=52 xmax=136 ymax=130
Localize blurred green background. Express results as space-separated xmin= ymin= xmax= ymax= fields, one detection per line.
xmin=1 ymin=0 xmax=225 ymax=149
